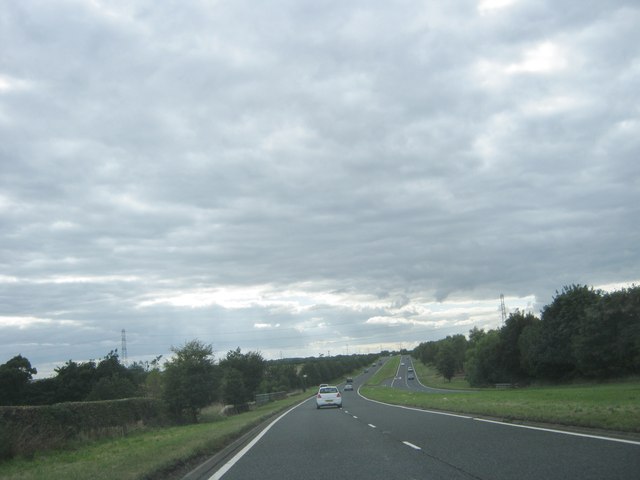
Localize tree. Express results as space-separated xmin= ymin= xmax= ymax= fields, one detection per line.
xmin=260 ymin=363 xmax=300 ymax=393
xmin=53 ymin=359 xmax=97 ymax=402
xmin=499 ymin=311 xmax=538 ymax=382
xmin=435 ymin=341 xmax=456 ymax=382
xmin=163 ymin=340 xmax=220 ymax=423
xmin=86 ymin=375 xmax=138 ymax=401
xmin=449 ymin=334 xmax=468 ymax=373
xmin=86 ymin=351 xmax=139 ymax=400
xmin=528 ymin=285 xmax=602 ymax=379
xmin=0 ymin=355 xmax=37 ymax=405
xmin=465 ymin=330 xmax=503 ymax=386
xmin=573 ymin=286 xmax=640 ymax=377
xmin=414 ymin=341 xmax=439 ymax=366
xmin=219 ymin=348 xmax=266 ymax=400
xmin=222 ymin=368 xmax=247 ymax=407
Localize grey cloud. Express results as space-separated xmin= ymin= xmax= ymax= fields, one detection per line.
xmin=1 ymin=0 xmax=638 ymax=375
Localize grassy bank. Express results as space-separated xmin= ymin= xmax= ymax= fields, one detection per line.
xmin=0 ymin=392 xmax=311 ymax=480
xmin=367 ymin=356 xmax=400 ymax=385
xmin=362 ymin=359 xmax=640 ymax=434
xmin=412 ymin=361 xmax=475 ymax=390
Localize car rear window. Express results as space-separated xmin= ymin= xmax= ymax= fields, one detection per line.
xmin=320 ymin=387 xmax=338 ymax=393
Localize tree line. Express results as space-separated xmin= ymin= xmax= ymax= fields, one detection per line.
xmin=0 ymin=340 xmax=378 ymax=422
xmin=413 ymin=284 xmax=640 ymax=386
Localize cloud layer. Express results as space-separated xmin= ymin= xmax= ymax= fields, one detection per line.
xmin=1 ymin=0 xmax=639 ymax=376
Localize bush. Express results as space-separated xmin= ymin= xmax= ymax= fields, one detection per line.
xmin=0 ymin=398 xmax=166 ymax=459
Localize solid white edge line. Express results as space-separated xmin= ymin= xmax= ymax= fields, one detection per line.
xmin=208 ymin=397 xmax=312 ymax=479
xmin=357 ymin=386 xmax=472 ymax=419
xmin=368 ymin=423 xmax=376 ymax=428
xmin=391 ymin=356 xmax=402 ymax=388
xmin=403 ymin=441 xmax=422 ymax=450
xmin=473 ymin=418 xmax=640 ymax=446
xmin=358 ymin=384 xmax=639 ymax=446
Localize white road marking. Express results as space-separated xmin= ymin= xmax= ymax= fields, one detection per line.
xmin=473 ymin=418 xmax=640 ymax=446
xmin=358 ymin=389 xmax=472 ymax=419
xmin=358 ymin=386 xmax=640 ymax=446
xmin=368 ymin=423 xmax=376 ymax=428
xmin=403 ymin=441 xmax=422 ymax=450
xmin=207 ymin=398 xmax=310 ymax=479
xmin=353 ymin=415 xmax=358 ymax=419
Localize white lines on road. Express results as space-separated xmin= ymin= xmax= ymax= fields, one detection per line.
xmin=473 ymin=418 xmax=640 ymax=446
xmin=207 ymin=398 xmax=309 ymax=479
xmin=358 ymin=391 xmax=473 ymax=420
xmin=353 ymin=416 xmax=358 ymax=419
xmin=368 ymin=423 xmax=377 ymax=428
xmin=403 ymin=441 xmax=422 ymax=450
xmin=358 ymin=388 xmax=640 ymax=446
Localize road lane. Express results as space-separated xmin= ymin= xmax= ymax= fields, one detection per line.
xmin=392 ymin=355 xmax=468 ymax=393
xmin=204 ymin=359 xmax=640 ymax=480
xmin=211 ymin=395 xmax=470 ymax=480
xmin=353 ymin=388 xmax=639 ymax=479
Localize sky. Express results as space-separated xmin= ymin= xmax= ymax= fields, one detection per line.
xmin=1 ymin=0 xmax=639 ymax=378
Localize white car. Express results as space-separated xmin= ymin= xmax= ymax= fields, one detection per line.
xmin=316 ymin=386 xmax=342 ymax=409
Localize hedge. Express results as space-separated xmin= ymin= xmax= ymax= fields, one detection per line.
xmin=0 ymin=397 xmax=166 ymax=460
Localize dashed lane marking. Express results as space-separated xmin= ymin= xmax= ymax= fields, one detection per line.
xmin=403 ymin=441 xmax=422 ymax=450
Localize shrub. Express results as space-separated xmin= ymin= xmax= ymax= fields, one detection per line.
xmin=0 ymin=398 xmax=166 ymax=459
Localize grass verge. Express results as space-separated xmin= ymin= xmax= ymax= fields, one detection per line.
xmin=366 ymin=355 xmax=400 ymax=385
xmin=412 ymin=361 xmax=475 ymax=390
xmin=0 ymin=391 xmax=312 ymax=480
xmin=360 ymin=381 xmax=640 ymax=434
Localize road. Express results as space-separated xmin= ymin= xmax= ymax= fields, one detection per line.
xmin=195 ymin=356 xmax=640 ymax=480
xmin=383 ymin=355 xmax=468 ymax=393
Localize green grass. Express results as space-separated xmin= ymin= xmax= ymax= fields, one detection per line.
xmin=360 ymin=381 xmax=640 ymax=433
xmin=0 ymin=392 xmax=312 ymax=480
xmin=412 ymin=361 xmax=476 ymax=390
xmin=367 ymin=355 xmax=400 ymax=385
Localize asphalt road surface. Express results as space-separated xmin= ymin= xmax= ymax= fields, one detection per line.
xmin=383 ymin=355 xmax=468 ymax=393
xmin=198 ymin=357 xmax=640 ymax=480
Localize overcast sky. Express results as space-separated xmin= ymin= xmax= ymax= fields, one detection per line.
xmin=1 ymin=0 xmax=639 ymax=377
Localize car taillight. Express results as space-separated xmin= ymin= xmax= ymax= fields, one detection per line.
xmin=337 ymin=392 xmax=341 ymax=397
xmin=317 ymin=394 xmax=322 ymax=398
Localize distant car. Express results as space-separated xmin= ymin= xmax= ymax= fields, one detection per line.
xmin=344 ymin=384 xmax=354 ymax=391
xmin=346 ymin=377 xmax=353 ymax=383
xmin=400 ymin=362 xmax=405 ymax=366
xmin=408 ymin=367 xmax=414 ymax=372
xmin=364 ymin=368 xmax=369 ymax=373
xmin=319 ymin=383 xmax=328 ymax=388
xmin=408 ymin=373 xmax=415 ymax=380
xmin=316 ymin=386 xmax=342 ymax=408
